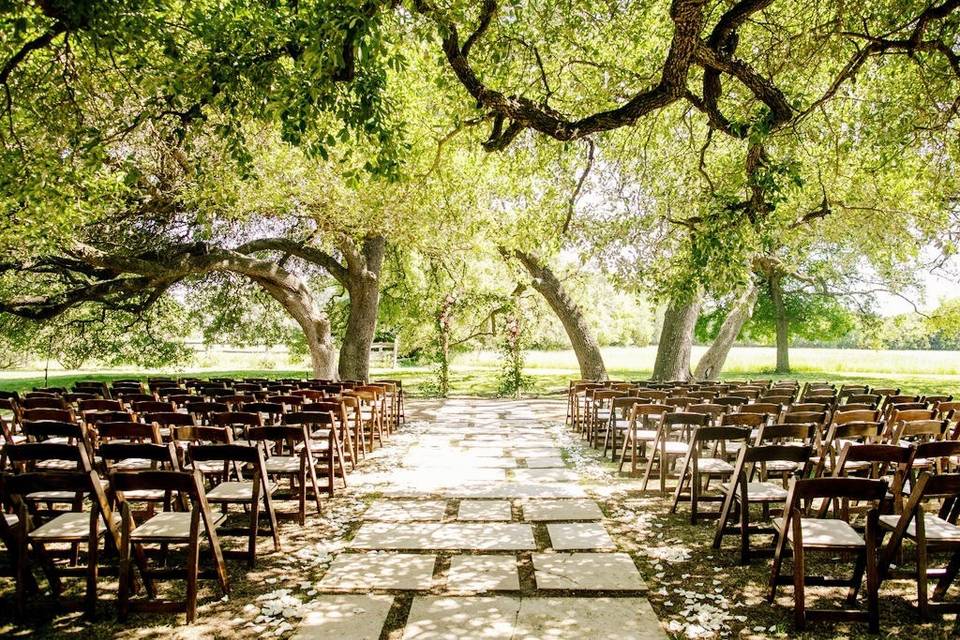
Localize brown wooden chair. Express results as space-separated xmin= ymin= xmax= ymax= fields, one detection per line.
xmin=878 ymin=472 xmax=960 ymax=618
xmin=113 ymin=469 xmax=229 ymax=623
xmin=283 ymin=411 xmax=346 ymax=496
xmin=211 ymin=411 xmax=263 ymax=441
xmin=641 ymin=411 xmax=711 ymax=492
xmin=670 ymin=425 xmax=750 ymax=523
xmin=714 ymin=443 xmax=812 ymax=563
xmin=617 ymin=403 xmax=671 ymax=476
xmin=2 ymin=444 xmax=125 ymax=618
xmin=768 ymin=477 xmax=888 ymax=632
xmin=242 ymin=401 xmax=285 ymax=426
xmin=189 ymin=443 xmax=280 ymax=567
xmin=245 ymin=425 xmax=323 ymax=524
xmin=375 ymin=379 xmax=405 ymax=426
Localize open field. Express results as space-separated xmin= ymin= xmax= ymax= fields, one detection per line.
xmin=1 ymin=346 xmax=957 ymax=397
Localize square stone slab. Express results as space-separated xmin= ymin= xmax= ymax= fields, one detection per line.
xmin=547 ymin=522 xmax=616 ymax=550
xmin=364 ymin=500 xmax=447 ymax=522
xmin=532 ymin=553 xmax=646 ymax=591
xmin=293 ymin=594 xmax=393 ymax=639
xmin=458 ymin=500 xmax=512 ymax=522
xmin=512 ymin=468 xmax=579 ymax=483
xmin=517 ymin=447 xmax=563 ymax=458
xmin=453 ymin=482 xmax=587 ymax=499
xmin=524 ymin=456 xmax=566 ymax=469
xmin=403 ymin=596 xmax=665 ymax=639
xmin=318 ymin=553 xmax=437 ymax=591
xmin=447 ymin=555 xmax=520 ymax=593
xmin=350 ymin=523 xmax=536 ymax=551
xmin=403 ymin=596 xmax=520 ymax=639
xmin=523 ymin=499 xmax=604 ymax=522
xmin=515 ymin=597 xmax=665 ymax=639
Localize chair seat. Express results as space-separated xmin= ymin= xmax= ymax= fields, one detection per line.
xmin=131 ymin=511 xmax=226 ymax=541
xmin=4 ymin=513 xmax=18 ymax=527
xmin=634 ymin=429 xmax=658 ymax=441
xmin=207 ymin=481 xmax=264 ymax=502
xmin=30 ymin=511 xmax=120 ymax=541
xmin=112 ymin=458 xmax=158 ymax=471
xmin=189 ymin=460 xmax=226 ymax=474
xmin=35 ymin=459 xmax=77 ymax=471
xmin=121 ymin=489 xmax=168 ymax=501
xmin=663 ymin=441 xmax=689 ymax=455
xmin=772 ymin=516 xmax=864 ymax=548
xmin=879 ymin=513 xmax=960 ymax=542
xmin=720 ymin=481 xmax=789 ymax=502
xmin=27 ymin=490 xmax=84 ymax=501
xmin=764 ymin=460 xmax=799 ymax=473
xmin=698 ymin=457 xmax=734 ymax=474
xmin=265 ymin=456 xmax=302 ymax=473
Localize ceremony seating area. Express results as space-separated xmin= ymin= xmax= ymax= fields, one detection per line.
xmin=568 ymin=379 xmax=959 ymax=632
xmin=0 ymin=377 xmax=403 ymax=622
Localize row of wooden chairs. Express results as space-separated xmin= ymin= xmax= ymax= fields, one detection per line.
xmin=0 ymin=381 xmax=407 ymax=622
xmin=566 ymin=378 xmax=960 ymax=633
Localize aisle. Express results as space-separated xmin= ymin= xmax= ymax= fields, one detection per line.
xmin=293 ymin=398 xmax=666 ymax=640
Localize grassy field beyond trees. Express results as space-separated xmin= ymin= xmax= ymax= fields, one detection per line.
xmin=2 ymin=346 xmax=957 ymax=398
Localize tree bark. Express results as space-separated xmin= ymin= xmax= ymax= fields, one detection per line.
xmin=652 ymin=295 xmax=702 ymax=381
xmin=509 ymin=249 xmax=608 ymax=381
xmin=769 ymin=270 xmax=790 ymax=373
xmin=338 ymin=235 xmax=386 ymax=381
xmin=692 ymin=282 xmax=758 ymax=380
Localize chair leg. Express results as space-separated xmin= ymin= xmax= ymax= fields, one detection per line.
xmin=933 ymin=549 xmax=960 ymax=601
xmin=739 ymin=498 xmax=751 ymax=564
xmin=85 ymin=534 xmax=98 ymax=619
xmin=185 ymin=511 xmax=201 ymax=624
xmin=866 ymin=513 xmax=880 ymax=633
xmin=792 ymin=530 xmax=806 ymax=630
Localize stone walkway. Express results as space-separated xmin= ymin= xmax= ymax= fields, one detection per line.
xmin=293 ymin=398 xmax=666 ymax=640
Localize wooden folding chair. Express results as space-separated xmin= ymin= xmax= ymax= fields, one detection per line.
xmin=617 ymin=403 xmax=671 ymax=476
xmin=284 ymin=411 xmax=346 ymax=495
xmin=768 ymin=477 xmax=888 ymax=632
xmin=878 ymin=472 xmax=960 ymax=618
xmin=714 ymin=443 xmax=812 ymax=563
xmin=2 ymin=450 xmax=126 ymax=618
xmin=189 ymin=443 xmax=280 ymax=567
xmin=670 ymin=425 xmax=750 ymax=523
xmin=113 ymin=469 xmax=229 ymax=623
xmin=641 ymin=411 xmax=710 ymax=492
xmin=246 ymin=425 xmax=323 ymax=523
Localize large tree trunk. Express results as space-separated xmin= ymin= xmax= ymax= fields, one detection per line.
xmin=652 ymin=295 xmax=701 ymax=381
xmin=693 ymin=282 xmax=759 ymax=380
xmin=769 ymin=271 xmax=790 ymax=373
xmin=509 ymin=249 xmax=607 ymax=381
xmin=338 ymin=235 xmax=386 ymax=381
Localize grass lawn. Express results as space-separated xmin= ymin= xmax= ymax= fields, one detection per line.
xmin=1 ymin=345 xmax=958 ymax=397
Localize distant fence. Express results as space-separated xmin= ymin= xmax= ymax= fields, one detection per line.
xmin=184 ymin=340 xmax=398 ymax=367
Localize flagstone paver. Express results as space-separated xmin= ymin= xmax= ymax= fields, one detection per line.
xmin=446 ymin=555 xmax=520 ymax=593
xmin=522 ymin=499 xmax=604 ymax=521
xmin=514 ymin=597 xmax=664 ymax=639
xmin=293 ymin=594 xmax=394 ymax=640
xmin=403 ymin=596 xmax=519 ymax=639
xmin=546 ymin=522 xmax=617 ymax=550
xmin=511 ymin=468 xmax=580 ymax=482
xmin=457 ymin=500 xmax=513 ymax=521
xmin=363 ymin=500 xmax=447 ymax=522
xmin=318 ymin=553 xmax=437 ymax=591
xmin=350 ymin=523 xmax=537 ymax=551
xmin=532 ymin=552 xmax=646 ymax=591
xmin=453 ymin=482 xmax=588 ymax=499
xmin=523 ymin=456 xmax=566 ymax=468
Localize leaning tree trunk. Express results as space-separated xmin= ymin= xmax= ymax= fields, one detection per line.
xmin=769 ymin=271 xmax=790 ymax=373
xmin=652 ymin=295 xmax=702 ymax=381
xmin=338 ymin=235 xmax=386 ymax=381
xmin=509 ymin=250 xmax=608 ymax=381
xmin=692 ymin=282 xmax=759 ymax=380
xmin=249 ymin=275 xmax=338 ymax=379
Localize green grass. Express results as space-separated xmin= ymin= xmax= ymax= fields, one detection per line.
xmin=2 ymin=345 xmax=958 ymax=397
